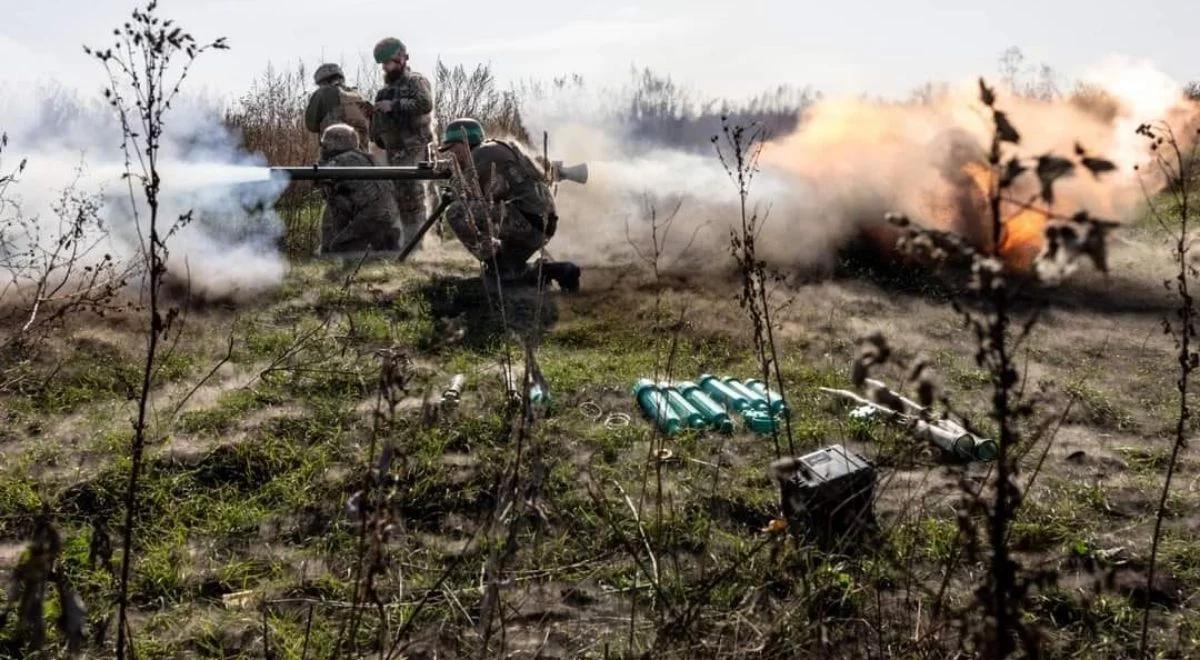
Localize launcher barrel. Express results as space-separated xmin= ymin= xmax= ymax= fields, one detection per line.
xmin=270 ymin=164 xmax=452 ymax=181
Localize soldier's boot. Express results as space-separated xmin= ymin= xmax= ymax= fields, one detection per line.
xmin=535 ymin=259 xmax=581 ymax=293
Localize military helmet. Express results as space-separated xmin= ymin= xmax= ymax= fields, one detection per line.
xmin=441 ymin=118 xmax=485 ymax=148
xmin=320 ymin=123 xmax=359 ymax=155
xmin=313 ymin=63 xmax=344 ymax=85
xmin=373 ymin=37 xmax=407 ymax=64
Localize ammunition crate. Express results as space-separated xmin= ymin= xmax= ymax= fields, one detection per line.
xmin=775 ymin=444 xmax=875 ymax=543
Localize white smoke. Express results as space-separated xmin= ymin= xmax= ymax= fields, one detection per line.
xmin=0 ymin=83 xmax=287 ymax=301
xmin=1082 ymin=55 xmax=1188 ymax=172
xmin=520 ymin=85 xmax=802 ymax=272
xmin=544 ymin=122 xmax=825 ymax=270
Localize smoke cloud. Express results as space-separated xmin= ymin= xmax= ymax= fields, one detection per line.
xmin=526 ymin=59 xmax=1200 ymax=275
xmin=532 ymin=120 xmax=801 ymax=270
xmin=0 ymin=83 xmax=286 ymax=301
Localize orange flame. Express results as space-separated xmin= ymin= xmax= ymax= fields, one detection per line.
xmin=998 ymin=208 xmax=1047 ymax=270
xmin=960 ymin=162 xmax=1047 ymax=270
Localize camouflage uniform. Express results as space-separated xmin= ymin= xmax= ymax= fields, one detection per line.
xmin=445 ymin=140 xmax=557 ymax=275
xmin=369 ymin=68 xmax=435 ymax=243
xmin=305 ymin=83 xmax=371 ymax=148
xmin=317 ymin=125 xmax=400 ymax=254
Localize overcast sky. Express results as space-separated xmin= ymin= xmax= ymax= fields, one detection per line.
xmin=2 ymin=0 xmax=1198 ymax=103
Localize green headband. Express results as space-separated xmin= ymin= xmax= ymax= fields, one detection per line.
xmin=442 ymin=123 xmax=485 ymax=147
xmin=373 ymin=37 xmax=406 ymax=64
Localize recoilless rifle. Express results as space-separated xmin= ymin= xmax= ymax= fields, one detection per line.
xmin=269 ymin=157 xmax=587 ymax=261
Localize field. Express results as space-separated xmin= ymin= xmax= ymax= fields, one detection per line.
xmin=3 ymin=215 xmax=1200 ymax=657
xmin=3 ymin=5 xmax=1200 ymax=657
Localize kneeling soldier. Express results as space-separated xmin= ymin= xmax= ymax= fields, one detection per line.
xmin=317 ymin=123 xmax=401 ymax=254
xmin=438 ymin=118 xmax=580 ymax=291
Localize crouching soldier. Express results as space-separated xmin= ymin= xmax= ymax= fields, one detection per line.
xmin=317 ymin=124 xmax=400 ymax=254
xmin=437 ymin=118 xmax=580 ymax=291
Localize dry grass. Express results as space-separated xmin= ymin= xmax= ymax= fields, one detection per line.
xmin=0 ymin=231 xmax=1197 ymax=657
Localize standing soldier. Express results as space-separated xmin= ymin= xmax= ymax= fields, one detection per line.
xmin=304 ymin=63 xmax=371 ymax=149
xmin=370 ymin=37 xmax=435 ymax=249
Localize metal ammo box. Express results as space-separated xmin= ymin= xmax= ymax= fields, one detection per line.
xmin=774 ymin=444 xmax=875 ymax=542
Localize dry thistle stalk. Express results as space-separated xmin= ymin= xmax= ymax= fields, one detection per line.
xmin=716 ymin=115 xmax=796 ymax=456
xmin=882 ymin=78 xmax=1119 ymax=657
xmin=1135 ymin=120 xmax=1200 ymax=656
xmin=85 ymin=4 xmax=228 ymax=657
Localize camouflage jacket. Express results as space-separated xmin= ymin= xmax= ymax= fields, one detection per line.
xmin=369 ymin=68 xmax=434 ymax=155
xmin=305 ymin=83 xmax=370 ymax=135
xmin=467 ymin=140 xmax=558 ymax=236
xmin=317 ymin=148 xmax=400 ymax=253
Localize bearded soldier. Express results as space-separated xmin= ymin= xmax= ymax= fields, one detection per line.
xmin=369 ymin=37 xmax=435 ymax=248
xmin=304 ymin=63 xmax=371 ymax=148
xmin=438 ymin=118 xmax=580 ymax=291
xmin=316 ymin=124 xmax=400 ymax=254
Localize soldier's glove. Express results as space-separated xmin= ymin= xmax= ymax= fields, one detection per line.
xmin=394 ymin=100 xmax=413 ymax=113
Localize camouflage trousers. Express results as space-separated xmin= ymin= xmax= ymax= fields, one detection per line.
xmin=445 ymin=200 xmax=547 ymax=274
xmin=385 ymin=148 xmax=428 ymax=246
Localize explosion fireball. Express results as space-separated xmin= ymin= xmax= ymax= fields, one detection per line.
xmin=757 ymin=59 xmax=1200 ymax=273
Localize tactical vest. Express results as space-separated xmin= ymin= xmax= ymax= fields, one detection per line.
xmin=323 ymin=86 xmax=370 ymax=136
xmin=372 ymin=71 xmax=435 ymax=151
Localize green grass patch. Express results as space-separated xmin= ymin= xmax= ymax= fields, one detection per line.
xmin=177 ymin=388 xmax=281 ymax=435
xmin=1065 ymin=382 xmax=1136 ymax=431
